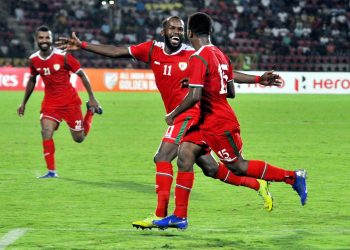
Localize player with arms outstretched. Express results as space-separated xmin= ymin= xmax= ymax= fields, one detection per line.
xmin=57 ymin=16 xmax=281 ymax=229
xmin=154 ymin=13 xmax=307 ymax=230
xmin=17 ymin=25 xmax=102 ymax=178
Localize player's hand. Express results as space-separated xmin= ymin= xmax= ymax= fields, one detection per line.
xmin=55 ymin=32 xmax=82 ymax=51
xmin=87 ymin=98 xmax=100 ymax=113
xmin=181 ymin=78 xmax=189 ymax=88
xmin=165 ymin=112 xmax=174 ymax=126
xmin=17 ymin=104 xmax=25 ymax=117
xmin=259 ymin=71 xmax=283 ymax=86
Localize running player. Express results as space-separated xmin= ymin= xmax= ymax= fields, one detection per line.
xmin=17 ymin=25 xmax=102 ymax=178
xmin=56 ymin=16 xmax=281 ymax=229
xmin=154 ymin=12 xmax=307 ymax=230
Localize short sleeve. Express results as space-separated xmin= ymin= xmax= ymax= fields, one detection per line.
xmin=65 ymin=53 xmax=81 ymax=73
xmin=29 ymin=60 xmax=37 ymax=76
xmin=188 ymin=55 xmax=207 ymax=88
xmin=129 ymin=40 xmax=154 ymax=63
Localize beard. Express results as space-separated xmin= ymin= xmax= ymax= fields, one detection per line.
xmin=38 ymin=42 xmax=51 ymax=51
xmin=164 ymin=35 xmax=183 ymax=52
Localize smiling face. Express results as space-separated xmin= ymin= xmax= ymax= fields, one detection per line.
xmin=162 ymin=17 xmax=185 ymax=52
xmin=36 ymin=30 xmax=53 ymax=52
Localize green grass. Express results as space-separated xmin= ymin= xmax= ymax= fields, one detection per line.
xmin=0 ymin=91 xmax=349 ymax=249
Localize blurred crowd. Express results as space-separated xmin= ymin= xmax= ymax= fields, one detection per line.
xmin=0 ymin=0 xmax=349 ymax=71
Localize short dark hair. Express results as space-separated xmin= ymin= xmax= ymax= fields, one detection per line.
xmin=188 ymin=12 xmax=212 ymax=36
xmin=36 ymin=25 xmax=51 ymax=35
xmin=162 ymin=16 xmax=183 ymax=29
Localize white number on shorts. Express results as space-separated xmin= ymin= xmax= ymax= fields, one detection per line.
xmin=75 ymin=120 xmax=82 ymax=130
xmin=218 ymin=148 xmax=230 ymax=159
xmin=164 ymin=125 xmax=174 ymax=138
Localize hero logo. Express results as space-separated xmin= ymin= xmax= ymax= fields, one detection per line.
xmin=294 ymin=75 xmax=307 ymax=92
xmin=0 ymin=74 xmax=18 ymax=87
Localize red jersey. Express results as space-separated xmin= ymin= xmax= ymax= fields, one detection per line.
xmin=29 ymin=48 xmax=82 ymax=109
xmin=129 ymin=40 xmax=196 ymax=114
xmin=188 ymin=45 xmax=240 ymax=133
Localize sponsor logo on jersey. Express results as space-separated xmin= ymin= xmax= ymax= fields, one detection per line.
xmin=178 ymin=62 xmax=187 ymax=71
xmin=53 ymin=64 xmax=60 ymax=71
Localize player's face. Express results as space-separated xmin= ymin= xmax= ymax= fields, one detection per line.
xmin=36 ymin=31 xmax=53 ymax=52
xmin=163 ymin=19 xmax=184 ymax=51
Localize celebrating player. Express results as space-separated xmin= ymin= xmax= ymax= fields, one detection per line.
xmin=56 ymin=16 xmax=281 ymax=229
xmin=17 ymin=25 xmax=102 ymax=178
xmin=153 ymin=12 xmax=307 ymax=230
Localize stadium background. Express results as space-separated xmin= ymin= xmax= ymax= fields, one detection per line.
xmin=0 ymin=0 xmax=349 ymax=71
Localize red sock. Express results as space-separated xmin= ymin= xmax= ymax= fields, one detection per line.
xmin=43 ymin=139 xmax=55 ymax=171
xmin=215 ymin=162 xmax=259 ymax=190
xmin=155 ymin=162 xmax=173 ymax=217
xmin=83 ymin=110 xmax=94 ymax=136
xmin=174 ymin=172 xmax=194 ymax=218
xmin=247 ymin=160 xmax=295 ymax=184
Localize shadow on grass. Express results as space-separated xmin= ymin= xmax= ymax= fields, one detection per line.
xmin=60 ymin=177 xmax=154 ymax=193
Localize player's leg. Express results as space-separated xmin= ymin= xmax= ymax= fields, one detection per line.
xmin=83 ymin=101 xmax=102 ymax=136
xmin=39 ymin=117 xmax=59 ymax=178
xmin=211 ymin=130 xmax=307 ymax=205
xmin=65 ymin=105 xmax=86 ymax=143
xmin=132 ymin=141 xmax=178 ymax=229
xmin=133 ymin=114 xmax=197 ymax=229
xmin=195 ymin=152 xmax=273 ymax=211
xmin=153 ymin=141 xmax=201 ymax=229
xmin=153 ymin=141 xmax=178 ymax=217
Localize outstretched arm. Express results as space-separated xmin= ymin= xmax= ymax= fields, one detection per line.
xmin=234 ymin=70 xmax=282 ymax=86
xmin=165 ymin=87 xmax=202 ymax=126
xmin=76 ymin=70 xmax=100 ymax=112
xmin=17 ymin=75 xmax=37 ymax=117
xmin=56 ymin=32 xmax=132 ymax=59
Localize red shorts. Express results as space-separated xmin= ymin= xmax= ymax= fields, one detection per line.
xmin=183 ymin=127 xmax=243 ymax=162
xmin=162 ymin=112 xmax=199 ymax=145
xmin=202 ymin=129 xmax=243 ymax=163
xmin=40 ymin=105 xmax=84 ymax=131
xmin=181 ymin=126 xmax=211 ymax=155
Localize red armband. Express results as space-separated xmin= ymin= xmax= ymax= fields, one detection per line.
xmin=81 ymin=41 xmax=88 ymax=49
xmin=255 ymin=75 xmax=261 ymax=83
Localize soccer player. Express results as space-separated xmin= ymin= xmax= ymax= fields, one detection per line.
xmin=56 ymin=16 xmax=280 ymax=229
xmin=153 ymin=12 xmax=308 ymax=230
xmin=17 ymin=25 xmax=102 ymax=178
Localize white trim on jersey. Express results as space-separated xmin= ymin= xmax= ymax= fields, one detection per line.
xmin=75 ymin=68 xmax=83 ymax=74
xmin=29 ymin=48 xmax=66 ymax=61
xmin=193 ymin=44 xmax=214 ymax=56
xmin=127 ymin=46 xmax=134 ymax=59
xmin=188 ymin=84 xmax=203 ymax=88
xmin=40 ymin=114 xmax=61 ymax=123
xmin=161 ymin=42 xmax=195 ymax=56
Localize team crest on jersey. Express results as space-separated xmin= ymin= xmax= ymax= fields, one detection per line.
xmin=53 ymin=64 xmax=60 ymax=71
xmin=178 ymin=62 xmax=187 ymax=71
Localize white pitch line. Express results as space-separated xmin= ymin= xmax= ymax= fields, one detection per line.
xmin=0 ymin=228 xmax=28 ymax=250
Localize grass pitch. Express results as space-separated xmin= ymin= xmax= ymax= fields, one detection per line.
xmin=0 ymin=91 xmax=349 ymax=249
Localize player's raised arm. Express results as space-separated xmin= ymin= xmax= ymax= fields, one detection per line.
xmin=234 ymin=70 xmax=282 ymax=86
xmin=56 ymin=32 xmax=132 ymax=59
xmin=17 ymin=75 xmax=37 ymax=117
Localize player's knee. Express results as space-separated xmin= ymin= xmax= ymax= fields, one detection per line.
xmin=177 ymin=154 xmax=194 ymax=172
xmin=73 ymin=135 xmax=85 ymax=143
xmin=203 ymin=166 xmax=217 ymax=178
xmin=227 ymin=161 xmax=246 ymax=176
xmin=41 ymin=128 xmax=53 ymax=139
